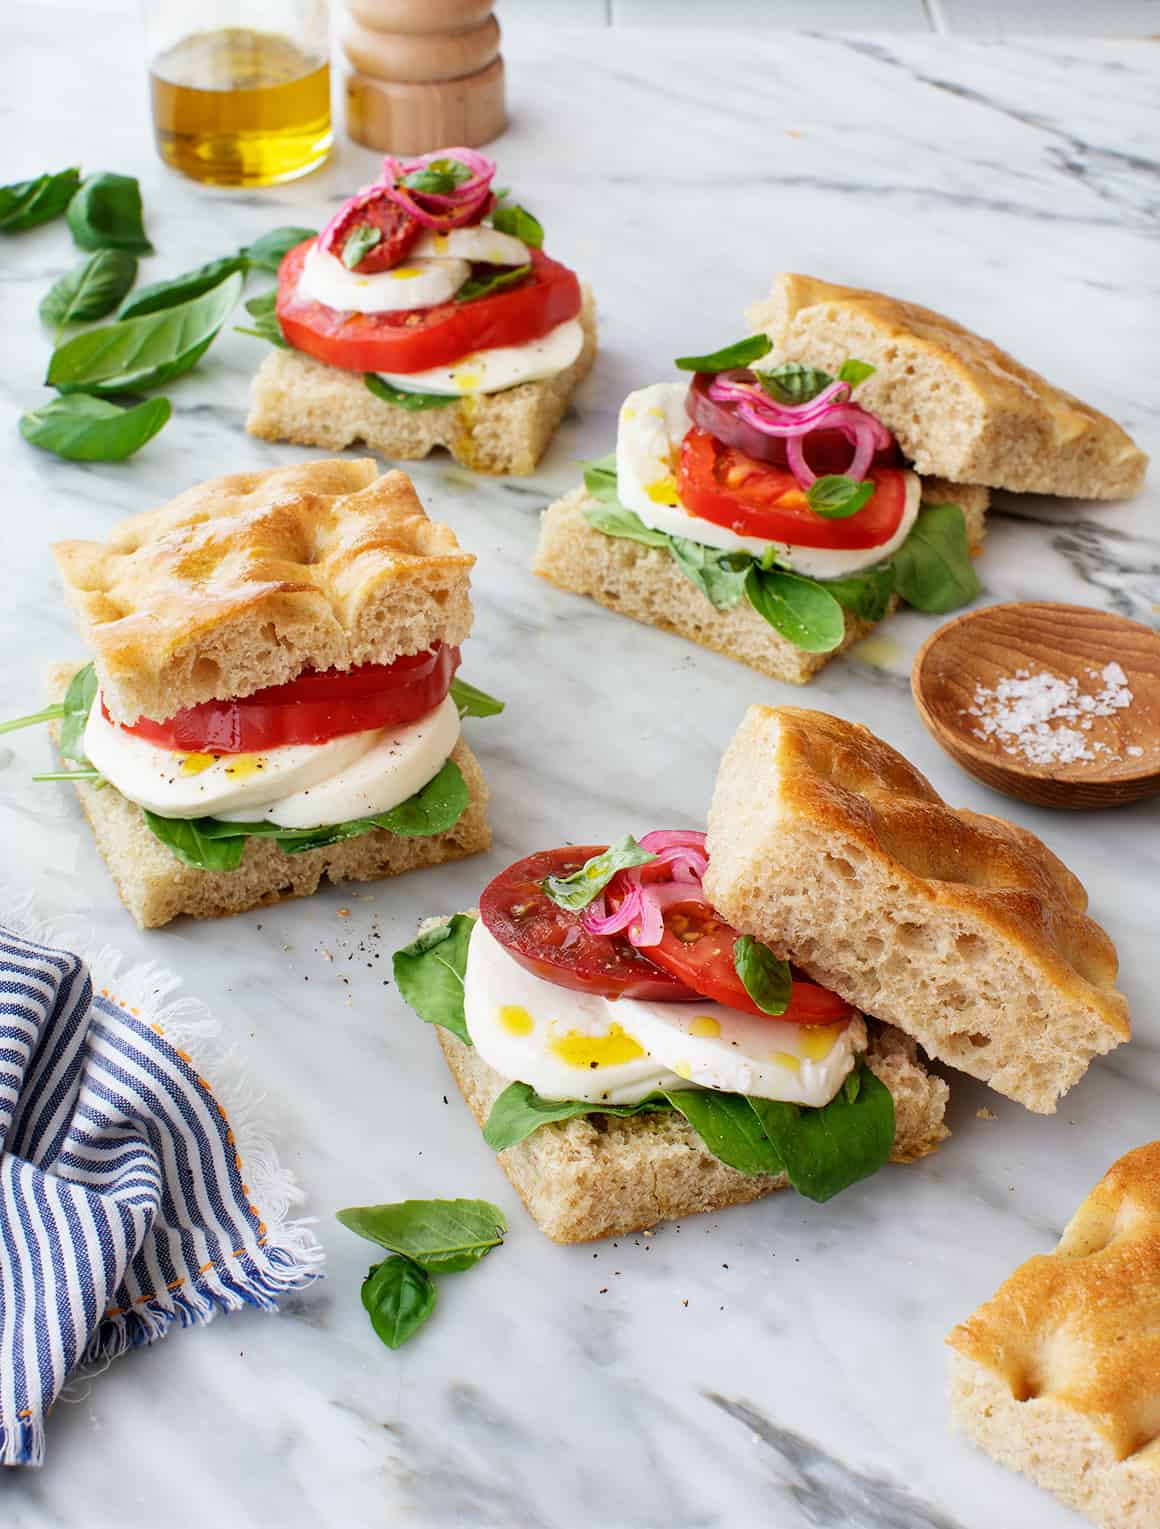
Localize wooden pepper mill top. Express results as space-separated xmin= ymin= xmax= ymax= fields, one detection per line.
xmin=344 ymin=0 xmax=507 ymax=156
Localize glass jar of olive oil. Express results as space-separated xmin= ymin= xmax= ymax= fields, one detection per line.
xmin=144 ymin=0 xmax=332 ymax=186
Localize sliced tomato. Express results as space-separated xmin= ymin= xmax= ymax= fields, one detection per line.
xmin=116 ymin=644 xmax=459 ymax=754
xmin=606 ymin=877 xmax=853 ymax=1024
xmin=328 ymin=196 xmax=423 ymax=274
xmin=677 ymin=427 xmax=908 ymax=549
xmin=276 ymin=241 xmax=582 ymax=374
xmin=480 ymin=847 xmax=696 ymax=1001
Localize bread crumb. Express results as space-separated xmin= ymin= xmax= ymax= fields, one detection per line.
xmin=977 ymin=1106 xmax=997 ymax=1120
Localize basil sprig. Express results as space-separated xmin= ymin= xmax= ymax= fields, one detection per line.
xmin=892 ymin=502 xmax=980 ymax=612
xmin=401 ymin=158 xmax=474 ymax=195
xmin=40 ymin=250 xmax=138 ymax=329
xmin=2 ymin=664 xmax=105 ymax=785
xmin=341 ymin=224 xmax=381 ymax=270
xmin=393 ymin=915 xmax=476 ymax=1045
xmin=675 ymin=335 xmax=772 ymax=372
xmin=234 ymin=289 xmax=287 ymax=348
xmin=455 ymin=264 xmax=531 ymax=304
xmin=0 ymin=168 xmax=81 ymax=233
xmin=491 ymin=204 xmax=543 ymax=249
xmin=20 ymin=395 xmax=171 ymax=463
xmin=542 ymin=834 xmax=655 ymax=911
xmin=733 ymin=935 xmax=792 ymax=1015
xmin=364 ymin=374 xmax=456 ymax=411
xmin=756 ymin=357 xmax=876 ymax=404
xmin=449 ymin=677 xmax=504 ymax=719
xmin=805 ymin=475 xmax=875 ymax=519
xmin=67 ymin=172 xmax=152 ymax=254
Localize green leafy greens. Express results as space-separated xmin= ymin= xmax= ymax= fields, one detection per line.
xmin=20 ymin=395 xmax=171 ymax=463
xmin=364 ymin=373 xmax=456 ymax=411
xmin=234 ymin=288 xmax=287 ymax=348
xmin=757 ymin=362 xmax=834 ymax=405
xmin=360 ymin=1255 xmax=437 ymax=1349
xmin=455 ymin=264 xmax=532 ymax=304
xmin=490 ymin=204 xmax=543 ymax=249
xmin=240 ymin=225 xmax=317 ymax=273
xmin=401 ymin=158 xmax=474 ymax=195
xmin=118 ymin=255 xmax=245 ymax=320
xmin=449 ymin=677 xmax=504 ymax=719
xmin=541 ymin=834 xmax=655 ymax=911
xmin=40 ymin=250 xmax=138 ymax=329
xmin=392 ymin=915 xmax=477 ymax=1045
xmin=67 ymin=172 xmax=152 ymax=254
xmin=732 ymin=935 xmax=792 ymax=1016
xmin=806 ymin=474 xmax=875 ymax=519
xmin=891 ymin=502 xmax=980 ymax=613
xmin=341 ymin=224 xmax=382 ymax=270
xmin=675 ymin=335 xmax=772 ymax=372
xmin=482 ymin=1085 xmax=671 ymax=1150
xmin=0 ymin=168 xmax=81 ymax=233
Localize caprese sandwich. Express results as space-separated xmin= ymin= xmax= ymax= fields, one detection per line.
xmin=246 ymin=148 xmax=596 ymax=475
xmin=393 ymin=830 xmax=949 ymax=1243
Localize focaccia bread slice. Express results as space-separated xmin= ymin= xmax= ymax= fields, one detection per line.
xmin=704 ymin=706 xmax=1129 ymax=1113
xmin=439 ymin=1020 xmax=948 ymax=1244
xmin=53 ymin=458 xmax=474 ymax=725
xmin=246 ymin=286 xmax=597 ymax=476
xmin=746 ymin=273 xmax=1147 ymax=499
xmin=948 ymin=1141 xmax=1160 ymax=1528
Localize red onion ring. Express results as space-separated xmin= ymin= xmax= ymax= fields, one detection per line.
xmin=582 ymin=829 xmax=711 ymax=948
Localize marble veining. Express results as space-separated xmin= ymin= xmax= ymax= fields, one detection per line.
xmin=0 ymin=14 xmax=1158 ymax=1529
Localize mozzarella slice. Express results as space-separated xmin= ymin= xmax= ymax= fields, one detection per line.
xmin=373 ymin=317 xmax=585 ymax=397
xmin=413 ymin=226 xmax=528 ymax=266
xmin=297 ymin=244 xmax=470 ymax=312
xmin=615 ymin=380 xmax=922 ymax=579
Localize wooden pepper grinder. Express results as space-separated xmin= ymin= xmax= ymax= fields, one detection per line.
xmin=344 ymin=0 xmax=507 ymax=156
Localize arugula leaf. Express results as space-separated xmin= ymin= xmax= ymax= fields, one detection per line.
xmin=675 ymin=335 xmax=772 ymax=372
xmin=542 ymin=834 xmax=655 ymax=911
xmin=838 ymin=358 xmax=876 ymax=387
xmin=0 ymin=704 xmax=67 ymax=736
xmin=667 ymin=537 xmax=749 ymax=610
xmin=746 ymin=1063 xmax=894 ymax=1202
xmin=491 ymin=204 xmax=543 ymax=248
xmin=806 ymin=474 xmax=875 ymax=519
xmin=241 ymin=224 xmax=316 ymax=272
xmin=455 ymin=264 xmax=532 ymax=304
xmin=67 ymin=172 xmax=151 ymax=254
xmin=892 ymin=503 xmax=979 ymax=613
xmin=822 ymin=564 xmax=896 ymax=623
xmin=580 ymin=453 xmax=622 ymax=504
xmin=58 ymin=664 xmax=98 ymax=764
xmin=337 ymin=1198 xmax=506 ymax=1274
xmin=482 ymin=1084 xmax=671 ymax=1151
xmin=341 ymin=224 xmax=381 ymax=269
xmin=361 ymin=1256 xmax=437 ymax=1349
xmin=142 ymin=813 xmax=247 ymax=871
xmin=401 ymin=158 xmax=473 ymax=194
xmin=20 ymin=395 xmax=171 ymax=463
xmin=234 ymin=287 xmax=287 ymax=348
xmin=732 ymin=935 xmax=791 ymax=1016
xmin=744 ymin=565 xmax=846 ymax=653
xmin=40 ymin=250 xmax=138 ymax=328
xmin=392 ymin=914 xmax=477 ymax=1044
xmin=364 ymin=373 xmax=456 ymax=411
xmin=449 ymin=677 xmax=504 ymax=718
xmin=664 ymin=1089 xmax=785 ymax=1176
xmin=119 ymin=256 xmax=245 ymax=320
xmin=47 ymin=271 xmax=244 ymax=395
xmin=756 ymin=362 xmax=834 ymax=404
xmin=0 ymin=168 xmax=81 ymax=233
xmin=581 ymin=502 xmax=671 ymax=549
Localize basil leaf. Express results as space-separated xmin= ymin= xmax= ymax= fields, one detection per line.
xmin=234 ymin=287 xmax=287 ymax=349
xmin=490 ymin=204 xmax=543 ymax=249
xmin=0 ymin=168 xmax=81 ymax=233
xmin=142 ymin=812 xmax=247 ymax=871
xmin=361 ymin=1256 xmax=436 ymax=1349
xmin=401 ymin=158 xmax=473 ymax=194
xmin=663 ymin=1090 xmax=785 ymax=1176
xmin=755 ymin=362 xmax=834 ymax=405
xmin=892 ymin=503 xmax=980 ymax=614
xmin=675 ymin=335 xmax=772 ymax=372
xmin=743 ymin=565 xmax=846 ymax=653
xmin=118 ymin=256 xmax=244 ymax=320
xmin=373 ymin=757 xmax=468 ymax=836
xmin=667 ymin=537 xmax=749 ymax=610
xmin=582 ymin=501 xmax=671 ymax=550
xmin=67 ymin=172 xmax=152 ymax=254
xmin=746 ymin=1063 xmax=894 ymax=1202
xmin=482 ymin=1084 xmax=671 ymax=1152
xmin=20 ymin=395 xmax=171 ymax=463
xmin=341 ymin=224 xmax=381 ymax=270
xmin=837 ymin=357 xmax=876 ymax=388
xmin=40 ymin=250 xmax=138 ymax=328
xmin=241 ymin=224 xmax=315 ymax=273
xmin=392 ymin=913 xmax=476 ymax=1045
xmin=364 ymin=373 xmax=455 ymax=411
xmin=337 ymin=1197 xmax=505 ymax=1274
xmin=449 ymin=677 xmax=504 ymax=718
xmin=542 ymin=833 xmax=655 ymax=911
xmin=733 ymin=934 xmax=792 ymax=1016
xmin=580 ymin=453 xmax=621 ymax=504
xmin=822 ymin=564 xmax=896 ymax=623
xmin=59 ymin=664 xmax=98 ymax=764
xmin=806 ymin=475 xmax=875 ymax=519
xmin=47 ymin=271 xmax=244 ymax=395
xmin=455 ymin=263 xmax=531 ymax=304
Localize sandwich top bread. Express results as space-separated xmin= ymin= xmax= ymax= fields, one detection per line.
xmin=747 ymin=273 xmax=1148 ymax=500
xmin=948 ymin=1141 xmax=1160 ymax=1528
xmin=704 ymin=706 xmax=1129 ymax=1114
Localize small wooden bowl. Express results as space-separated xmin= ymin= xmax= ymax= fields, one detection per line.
xmin=912 ymin=602 xmax=1160 ymax=809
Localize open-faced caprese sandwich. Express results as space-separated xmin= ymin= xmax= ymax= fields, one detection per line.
xmin=393 ymin=829 xmax=949 ymax=1243
xmin=245 ymin=147 xmax=595 ymax=475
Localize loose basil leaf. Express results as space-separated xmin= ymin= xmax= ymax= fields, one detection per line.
xmin=806 ymin=474 xmax=875 ymax=519
xmin=580 ymin=453 xmax=622 ymax=504
xmin=582 ymin=502 xmax=671 ymax=550
xmin=837 ymin=357 xmax=876 ymax=388
xmin=542 ymin=833 xmax=655 ymax=911
xmin=449 ymin=677 xmax=504 ymax=719
xmin=490 ymin=204 xmax=543 ymax=249
xmin=0 ymin=168 xmax=81 ymax=233
xmin=744 ymin=565 xmax=846 ymax=653
xmin=755 ymin=362 xmax=834 ymax=405
xmin=361 ymin=1255 xmax=437 ymax=1349
xmin=482 ymin=1083 xmax=671 ymax=1152
xmin=337 ymin=1198 xmax=506 ymax=1274
xmin=822 ymin=564 xmax=896 ymax=623
xmin=142 ymin=812 xmax=248 ymax=871
xmin=47 ymin=271 xmax=244 ymax=395
xmin=747 ymin=1063 xmax=894 ymax=1202
xmin=364 ymin=373 xmax=456 ymax=411
xmin=663 ymin=1089 xmax=785 ymax=1177
xmin=40 ymin=250 xmax=138 ymax=328
xmin=67 ymin=172 xmax=152 ymax=254
xmin=241 ymin=224 xmax=316 ymax=272
xmin=455 ymin=263 xmax=532 ymax=304
xmin=392 ymin=913 xmax=477 ymax=1045
xmin=20 ymin=395 xmax=171 ymax=463
xmin=341 ymin=224 xmax=382 ymax=270
xmin=118 ymin=255 xmax=244 ymax=320
xmin=892 ymin=503 xmax=979 ymax=613
xmin=732 ymin=934 xmax=792 ymax=1016
xmin=667 ymin=537 xmax=749 ymax=610
xmin=675 ymin=335 xmax=772 ymax=373
xmin=58 ymin=663 xmax=98 ymax=764
xmin=401 ymin=158 xmax=473 ymax=194
xmin=234 ymin=287 xmax=287 ymax=348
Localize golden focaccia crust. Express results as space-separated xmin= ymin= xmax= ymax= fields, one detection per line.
xmin=948 ymin=1142 xmax=1160 ymax=1527
xmin=746 ymin=273 xmax=1147 ymax=499
xmin=53 ymin=458 xmax=475 ymax=724
xmin=704 ymin=707 xmax=1129 ymax=1112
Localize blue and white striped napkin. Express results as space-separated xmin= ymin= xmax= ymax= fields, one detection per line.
xmin=0 ymin=924 xmax=323 ymax=1467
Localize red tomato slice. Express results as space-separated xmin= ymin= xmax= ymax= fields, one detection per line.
xmin=276 ymin=241 xmax=582 ymax=375
xmin=677 ymin=427 xmax=908 ymax=550
xmin=117 ymin=644 xmax=459 ymax=754
xmin=480 ymin=848 xmax=696 ymax=1002
xmin=606 ymin=877 xmax=853 ymax=1025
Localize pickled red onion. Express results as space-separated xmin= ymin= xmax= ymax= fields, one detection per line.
xmin=582 ymin=829 xmax=710 ymax=947
xmin=378 ymin=148 xmax=495 ymax=230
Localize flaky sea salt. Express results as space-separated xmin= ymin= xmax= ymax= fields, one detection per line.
xmin=966 ymin=663 xmax=1133 ymax=766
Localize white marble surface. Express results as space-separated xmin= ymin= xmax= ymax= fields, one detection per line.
xmin=2 ymin=15 xmax=1159 ymax=1528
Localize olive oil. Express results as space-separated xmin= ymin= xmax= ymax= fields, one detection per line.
xmin=149 ymin=27 xmax=331 ymax=187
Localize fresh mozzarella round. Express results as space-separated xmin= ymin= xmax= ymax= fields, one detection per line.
xmin=374 ymin=317 xmax=584 ymax=397
xmin=615 ymin=380 xmax=922 ymax=578
xmin=297 ymin=244 xmax=470 ymax=312
xmin=413 ymin=226 xmax=528 ymax=266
